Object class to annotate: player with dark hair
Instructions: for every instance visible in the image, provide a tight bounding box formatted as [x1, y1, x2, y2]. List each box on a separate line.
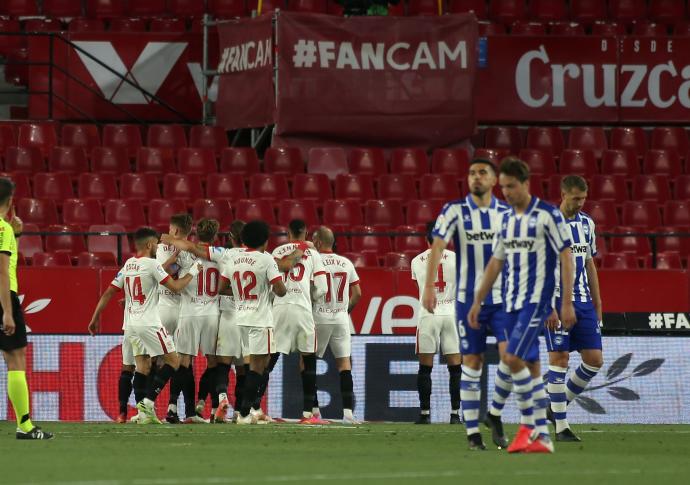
[89, 227, 201, 424]
[0, 177, 53, 439]
[413, 221, 459, 425]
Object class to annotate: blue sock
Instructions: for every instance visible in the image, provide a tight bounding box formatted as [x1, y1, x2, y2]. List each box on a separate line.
[512, 367, 534, 428]
[548, 365, 569, 433]
[532, 377, 550, 439]
[489, 361, 512, 416]
[566, 363, 600, 402]
[460, 366, 481, 435]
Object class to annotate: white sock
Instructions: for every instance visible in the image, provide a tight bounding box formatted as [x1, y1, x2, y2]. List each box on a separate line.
[512, 368, 535, 428]
[312, 407, 321, 416]
[168, 403, 177, 414]
[460, 365, 482, 435]
[143, 397, 155, 408]
[532, 377, 549, 438]
[303, 411, 313, 419]
[219, 392, 228, 403]
[343, 408, 354, 419]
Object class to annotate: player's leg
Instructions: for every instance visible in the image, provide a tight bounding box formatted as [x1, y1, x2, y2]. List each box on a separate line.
[175, 316, 202, 422]
[215, 311, 242, 421]
[486, 307, 514, 419]
[238, 327, 273, 424]
[213, 355, 232, 422]
[566, 303, 603, 404]
[198, 316, 220, 418]
[118, 364, 135, 422]
[439, 316, 461, 425]
[415, 315, 438, 425]
[329, 324, 357, 423]
[233, 358, 246, 422]
[135, 326, 179, 424]
[546, 347, 571, 436]
[160, 306, 182, 422]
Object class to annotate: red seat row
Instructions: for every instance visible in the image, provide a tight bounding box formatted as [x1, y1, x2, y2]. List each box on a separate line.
[598, 251, 686, 269]
[584, 200, 690, 230]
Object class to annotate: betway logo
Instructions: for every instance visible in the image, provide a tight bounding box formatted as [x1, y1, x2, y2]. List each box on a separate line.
[466, 231, 494, 242]
[504, 239, 535, 250]
[74, 42, 218, 104]
[572, 244, 589, 255]
[516, 40, 690, 109]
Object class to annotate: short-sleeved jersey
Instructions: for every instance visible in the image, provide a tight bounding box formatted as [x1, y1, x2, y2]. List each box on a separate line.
[0, 219, 18, 293]
[177, 244, 224, 317]
[271, 243, 326, 312]
[216, 247, 245, 313]
[555, 212, 597, 302]
[221, 249, 282, 328]
[432, 195, 510, 305]
[411, 248, 456, 317]
[110, 256, 170, 327]
[156, 243, 181, 307]
[313, 251, 360, 324]
[492, 197, 573, 312]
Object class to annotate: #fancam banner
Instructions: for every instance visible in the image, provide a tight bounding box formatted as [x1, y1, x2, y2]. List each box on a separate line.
[0, 336, 683, 424]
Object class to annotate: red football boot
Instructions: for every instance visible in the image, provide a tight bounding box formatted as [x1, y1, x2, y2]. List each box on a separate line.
[507, 425, 534, 453]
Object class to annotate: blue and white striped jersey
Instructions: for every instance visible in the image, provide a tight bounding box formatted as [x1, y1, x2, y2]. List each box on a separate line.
[432, 195, 511, 305]
[555, 212, 597, 302]
[492, 197, 573, 312]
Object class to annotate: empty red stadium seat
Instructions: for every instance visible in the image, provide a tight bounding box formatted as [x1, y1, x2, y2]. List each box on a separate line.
[431, 149, 469, 175]
[33, 172, 74, 201]
[648, 251, 683, 270]
[601, 253, 639, 269]
[568, 127, 607, 159]
[420, 174, 461, 201]
[334, 174, 376, 201]
[249, 174, 290, 201]
[350, 225, 392, 254]
[235, 199, 276, 224]
[663, 200, 690, 227]
[289, 0, 328, 13]
[609, 127, 647, 157]
[643, 149, 682, 176]
[68, 17, 106, 32]
[651, 127, 689, 156]
[489, 0, 526, 24]
[148, 199, 187, 229]
[192, 199, 234, 227]
[478, 21, 507, 35]
[448, 0, 487, 17]
[518, 149, 556, 176]
[348, 148, 386, 176]
[377, 174, 418, 200]
[394, 225, 427, 253]
[390, 148, 429, 177]
[609, 0, 647, 23]
[17, 223, 43, 260]
[600, 149, 639, 177]
[674, 175, 690, 199]
[45, 224, 87, 255]
[589, 175, 628, 204]
[622, 201, 662, 228]
[0, 125, 16, 153]
[264, 147, 304, 175]
[33, 251, 73, 267]
[62, 124, 100, 149]
[323, 199, 362, 227]
[308, 147, 348, 181]
[91, 147, 129, 174]
[86, 0, 125, 17]
[632, 175, 671, 202]
[0, 0, 39, 15]
[208, 0, 247, 17]
[127, 0, 165, 16]
[611, 226, 651, 255]
[674, 21, 690, 35]
[77, 251, 118, 267]
[583, 200, 619, 230]
[384, 252, 412, 270]
[102, 124, 142, 157]
[406, 200, 443, 226]
[169, 0, 206, 16]
[220, 147, 260, 174]
[17, 198, 59, 227]
[571, 0, 607, 24]
[511, 21, 547, 35]
[292, 173, 332, 200]
[189, 125, 228, 155]
[178, 148, 217, 174]
[407, 0, 440, 16]
[136, 147, 176, 174]
[484, 126, 522, 154]
[18, 123, 57, 158]
[147, 124, 187, 151]
[63, 198, 105, 226]
[87, 224, 129, 259]
[327, 0, 344, 15]
[0, 19, 22, 57]
[163, 174, 204, 201]
[120, 173, 161, 200]
[49, 146, 89, 174]
[24, 19, 61, 32]
[44, 0, 82, 16]
[530, 0, 566, 21]
[549, 21, 586, 35]
[559, 149, 598, 177]
[591, 21, 627, 35]
[526, 127, 564, 156]
[205, 173, 247, 201]
[277, 199, 319, 226]
[343, 251, 379, 268]
[104, 199, 146, 230]
[632, 20, 668, 36]
[655, 226, 690, 254]
[650, 0, 686, 23]
[4, 147, 45, 173]
[267, 225, 288, 250]
[388, 2, 405, 16]
[0, 172, 31, 199]
[109, 17, 146, 32]
[148, 18, 186, 33]
[364, 200, 404, 228]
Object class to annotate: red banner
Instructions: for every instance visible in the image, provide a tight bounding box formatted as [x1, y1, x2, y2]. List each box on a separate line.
[216, 16, 275, 130]
[274, 12, 478, 149]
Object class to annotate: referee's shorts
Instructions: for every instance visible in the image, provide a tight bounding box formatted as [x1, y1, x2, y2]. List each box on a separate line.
[0, 291, 28, 352]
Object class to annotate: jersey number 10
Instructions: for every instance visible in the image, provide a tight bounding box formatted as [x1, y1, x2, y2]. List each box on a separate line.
[196, 268, 220, 297]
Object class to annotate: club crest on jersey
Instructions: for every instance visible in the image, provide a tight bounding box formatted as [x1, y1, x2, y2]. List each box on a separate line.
[583, 224, 590, 236]
[463, 214, 471, 222]
[528, 215, 538, 228]
[552, 209, 562, 218]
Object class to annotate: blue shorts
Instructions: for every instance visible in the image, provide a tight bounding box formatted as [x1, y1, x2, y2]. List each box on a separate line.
[504, 303, 552, 362]
[456, 302, 511, 355]
[545, 299, 602, 352]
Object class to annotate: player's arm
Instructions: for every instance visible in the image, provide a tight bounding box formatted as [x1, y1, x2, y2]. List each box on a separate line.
[559, 247, 576, 329]
[348, 283, 362, 313]
[218, 276, 233, 296]
[0, 252, 15, 336]
[468, 257, 504, 329]
[88, 286, 119, 336]
[160, 250, 180, 275]
[160, 236, 212, 261]
[585, 258, 603, 323]
[272, 278, 287, 297]
[275, 244, 307, 272]
[162, 263, 201, 293]
[421, 237, 447, 313]
[311, 252, 328, 299]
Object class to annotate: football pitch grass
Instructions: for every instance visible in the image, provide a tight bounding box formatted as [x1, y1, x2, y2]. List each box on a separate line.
[0, 423, 688, 484]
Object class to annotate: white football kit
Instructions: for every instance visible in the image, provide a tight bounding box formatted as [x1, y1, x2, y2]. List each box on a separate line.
[313, 251, 360, 359]
[272, 243, 327, 355]
[411, 249, 460, 355]
[156, 243, 182, 336]
[216, 246, 245, 359]
[111, 256, 176, 358]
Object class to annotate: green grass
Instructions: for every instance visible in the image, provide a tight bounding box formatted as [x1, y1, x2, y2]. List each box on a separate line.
[0, 423, 688, 484]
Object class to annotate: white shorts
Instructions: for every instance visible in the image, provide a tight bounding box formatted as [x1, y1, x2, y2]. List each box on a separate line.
[121, 329, 136, 366]
[416, 315, 460, 355]
[316, 323, 351, 359]
[159, 305, 180, 338]
[240, 326, 275, 356]
[274, 305, 316, 355]
[216, 310, 243, 359]
[127, 325, 176, 358]
[176, 314, 219, 356]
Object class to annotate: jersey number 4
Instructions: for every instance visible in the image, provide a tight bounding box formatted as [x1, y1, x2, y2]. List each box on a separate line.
[232, 271, 258, 300]
[325, 272, 347, 303]
[125, 276, 145, 305]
